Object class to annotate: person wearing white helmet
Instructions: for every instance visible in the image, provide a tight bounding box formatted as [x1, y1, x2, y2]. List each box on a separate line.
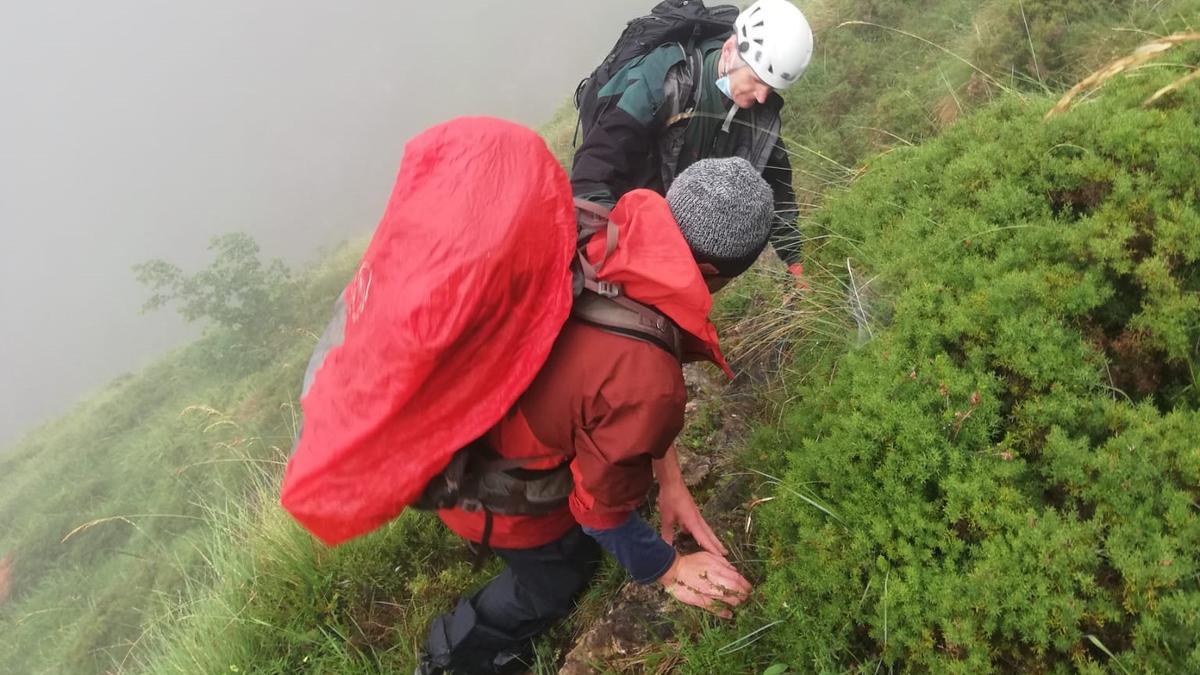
[723, 0, 814, 107]
[572, 0, 814, 279]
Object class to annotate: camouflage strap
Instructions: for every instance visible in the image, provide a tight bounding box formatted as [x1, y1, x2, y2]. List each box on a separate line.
[414, 441, 572, 517]
[574, 197, 619, 265]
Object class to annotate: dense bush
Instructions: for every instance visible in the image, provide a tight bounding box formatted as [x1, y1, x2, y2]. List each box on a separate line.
[686, 50, 1200, 673]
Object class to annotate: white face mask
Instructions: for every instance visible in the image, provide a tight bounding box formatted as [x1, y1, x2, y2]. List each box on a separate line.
[715, 74, 733, 99]
[716, 52, 741, 100]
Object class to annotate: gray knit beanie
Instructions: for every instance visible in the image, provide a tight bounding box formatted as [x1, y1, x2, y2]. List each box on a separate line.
[666, 157, 773, 277]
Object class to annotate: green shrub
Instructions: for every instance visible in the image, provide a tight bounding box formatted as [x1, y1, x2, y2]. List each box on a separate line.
[685, 49, 1200, 673]
[782, 0, 1200, 202]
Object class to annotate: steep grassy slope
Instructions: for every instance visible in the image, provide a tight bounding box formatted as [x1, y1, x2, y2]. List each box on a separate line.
[0, 243, 361, 674]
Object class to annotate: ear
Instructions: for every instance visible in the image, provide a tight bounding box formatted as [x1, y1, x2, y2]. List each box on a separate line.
[719, 36, 737, 68]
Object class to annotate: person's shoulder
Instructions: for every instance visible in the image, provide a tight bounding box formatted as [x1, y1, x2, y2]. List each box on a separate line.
[599, 43, 689, 99]
[640, 42, 690, 70]
[698, 36, 726, 53]
[516, 320, 684, 443]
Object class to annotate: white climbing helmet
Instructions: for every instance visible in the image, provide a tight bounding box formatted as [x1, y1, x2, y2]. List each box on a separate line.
[733, 0, 814, 90]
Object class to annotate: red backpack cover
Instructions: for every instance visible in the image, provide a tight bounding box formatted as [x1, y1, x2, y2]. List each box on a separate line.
[281, 117, 576, 546]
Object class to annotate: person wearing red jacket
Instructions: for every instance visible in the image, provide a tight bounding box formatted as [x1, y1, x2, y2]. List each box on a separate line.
[419, 156, 775, 675]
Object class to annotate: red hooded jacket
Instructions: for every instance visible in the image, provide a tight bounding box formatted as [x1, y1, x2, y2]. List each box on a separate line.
[438, 189, 729, 548]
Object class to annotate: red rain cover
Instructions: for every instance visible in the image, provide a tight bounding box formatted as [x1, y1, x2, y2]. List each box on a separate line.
[281, 117, 576, 545]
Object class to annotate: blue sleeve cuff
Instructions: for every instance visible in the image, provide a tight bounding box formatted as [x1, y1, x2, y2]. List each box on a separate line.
[582, 512, 676, 584]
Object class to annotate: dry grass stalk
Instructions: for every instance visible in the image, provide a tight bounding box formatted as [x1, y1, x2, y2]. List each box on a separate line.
[610, 642, 684, 674]
[934, 94, 963, 128]
[60, 513, 204, 544]
[1046, 32, 1200, 119]
[837, 21, 1019, 98]
[61, 515, 138, 543]
[1144, 66, 1200, 106]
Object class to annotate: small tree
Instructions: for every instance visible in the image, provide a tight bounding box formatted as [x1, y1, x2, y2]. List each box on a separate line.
[135, 233, 299, 362]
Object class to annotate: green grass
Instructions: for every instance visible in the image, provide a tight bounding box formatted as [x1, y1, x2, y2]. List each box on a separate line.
[0, 242, 364, 674]
[779, 0, 1200, 202]
[128, 459, 486, 674]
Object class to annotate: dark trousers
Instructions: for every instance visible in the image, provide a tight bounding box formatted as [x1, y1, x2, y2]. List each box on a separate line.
[423, 526, 602, 674]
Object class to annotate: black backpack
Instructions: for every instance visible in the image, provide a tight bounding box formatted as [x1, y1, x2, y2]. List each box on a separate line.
[573, 0, 739, 139]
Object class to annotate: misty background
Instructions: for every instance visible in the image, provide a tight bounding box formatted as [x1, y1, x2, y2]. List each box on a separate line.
[0, 0, 654, 450]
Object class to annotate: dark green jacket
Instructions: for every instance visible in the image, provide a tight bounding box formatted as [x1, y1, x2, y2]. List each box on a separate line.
[571, 40, 801, 264]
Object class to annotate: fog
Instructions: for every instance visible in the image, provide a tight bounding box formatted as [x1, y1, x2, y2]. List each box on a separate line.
[0, 1, 656, 449]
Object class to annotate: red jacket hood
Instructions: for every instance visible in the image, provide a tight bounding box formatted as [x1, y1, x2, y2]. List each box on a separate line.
[585, 189, 731, 377]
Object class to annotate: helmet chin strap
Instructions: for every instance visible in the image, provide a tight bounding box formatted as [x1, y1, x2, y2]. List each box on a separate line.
[721, 99, 739, 132]
[717, 44, 748, 130]
[717, 50, 741, 131]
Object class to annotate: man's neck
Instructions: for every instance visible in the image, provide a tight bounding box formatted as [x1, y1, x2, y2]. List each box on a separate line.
[702, 49, 734, 112]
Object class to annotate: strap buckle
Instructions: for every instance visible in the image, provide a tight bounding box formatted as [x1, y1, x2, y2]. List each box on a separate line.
[594, 281, 622, 298]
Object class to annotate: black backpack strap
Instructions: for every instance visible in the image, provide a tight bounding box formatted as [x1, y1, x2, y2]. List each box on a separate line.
[473, 508, 494, 571]
[415, 439, 573, 520]
[686, 44, 705, 112]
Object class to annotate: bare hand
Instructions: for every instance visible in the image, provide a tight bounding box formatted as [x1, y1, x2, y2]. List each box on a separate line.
[654, 445, 728, 556]
[658, 552, 752, 618]
[658, 481, 728, 556]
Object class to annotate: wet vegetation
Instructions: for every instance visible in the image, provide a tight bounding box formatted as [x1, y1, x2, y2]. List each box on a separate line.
[685, 47, 1200, 675]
